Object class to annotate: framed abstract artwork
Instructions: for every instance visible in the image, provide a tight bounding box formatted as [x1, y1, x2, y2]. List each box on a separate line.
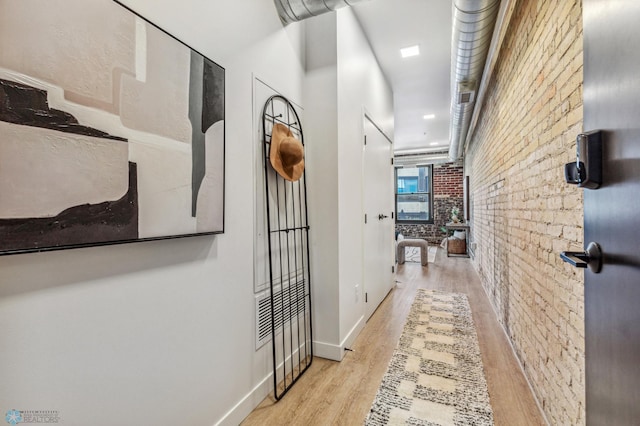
[0, 0, 225, 254]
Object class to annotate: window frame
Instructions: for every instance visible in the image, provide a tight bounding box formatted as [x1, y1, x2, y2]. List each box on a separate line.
[394, 165, 434, 225]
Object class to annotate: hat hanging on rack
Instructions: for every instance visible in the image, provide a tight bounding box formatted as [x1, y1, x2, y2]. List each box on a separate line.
[270, 123, 305, 182]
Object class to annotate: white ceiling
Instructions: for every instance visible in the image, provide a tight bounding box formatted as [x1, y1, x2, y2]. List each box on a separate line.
[351, 0, 453, 155]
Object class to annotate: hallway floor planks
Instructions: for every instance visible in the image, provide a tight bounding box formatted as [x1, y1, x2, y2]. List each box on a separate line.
[241, 249, 547, 426]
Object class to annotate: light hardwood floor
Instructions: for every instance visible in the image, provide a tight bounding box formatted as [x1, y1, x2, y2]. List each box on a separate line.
[241, 249, 547, 426]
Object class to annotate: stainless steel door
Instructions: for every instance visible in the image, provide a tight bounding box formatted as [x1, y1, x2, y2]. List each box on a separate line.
[583, 1, 640, 424]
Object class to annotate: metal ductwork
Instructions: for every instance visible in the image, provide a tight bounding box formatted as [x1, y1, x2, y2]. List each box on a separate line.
[275, 0, 369, 25]
[448, 0, 501, 160]
[394, 151, 452, 167]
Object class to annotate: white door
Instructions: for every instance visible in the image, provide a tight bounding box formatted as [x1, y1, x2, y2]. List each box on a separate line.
[363, 116, 394, 320]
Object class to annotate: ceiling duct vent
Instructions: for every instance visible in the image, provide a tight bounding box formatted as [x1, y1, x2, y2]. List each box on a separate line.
[448, 0, 500, 160]
[457, 81, 476, 104]
[394, 150, 451, 167]
[274, 0, 370, 26]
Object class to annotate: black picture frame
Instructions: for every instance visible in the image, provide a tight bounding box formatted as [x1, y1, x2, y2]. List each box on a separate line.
[464, 175, 470, 221]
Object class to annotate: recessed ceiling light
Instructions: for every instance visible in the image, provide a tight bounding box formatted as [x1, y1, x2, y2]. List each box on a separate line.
[400, 45, 420, 58]
[423, 114, 435, 120]
[429, 142, 439, 146]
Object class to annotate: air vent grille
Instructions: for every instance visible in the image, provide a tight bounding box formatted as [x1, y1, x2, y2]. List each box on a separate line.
[458, 91, 474, 104]
[256, 278, 309, 349]
[457, 81, 476, 104]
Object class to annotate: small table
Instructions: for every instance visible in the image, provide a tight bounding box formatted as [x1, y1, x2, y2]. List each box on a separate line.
[397, 238, 429, 266]
[445, 222, 470, 257]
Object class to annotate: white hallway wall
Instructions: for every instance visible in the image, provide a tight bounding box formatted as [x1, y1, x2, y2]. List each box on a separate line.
[304, 13, 341, 357]
[336, 8, 394, 343]
[305, 8, 394, 360]
[0, 1, 305, 425]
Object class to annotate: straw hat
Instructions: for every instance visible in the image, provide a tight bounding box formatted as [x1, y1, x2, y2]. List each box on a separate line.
[269, 123, 305, 182]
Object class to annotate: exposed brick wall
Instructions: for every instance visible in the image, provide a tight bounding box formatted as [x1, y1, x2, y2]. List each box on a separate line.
[396, 162, 464, 244]
[465, 1, 584, 424]
[434, 163, 464, 198]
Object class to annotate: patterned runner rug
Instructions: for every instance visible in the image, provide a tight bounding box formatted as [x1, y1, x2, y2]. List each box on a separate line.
[365, 289, 494, 425]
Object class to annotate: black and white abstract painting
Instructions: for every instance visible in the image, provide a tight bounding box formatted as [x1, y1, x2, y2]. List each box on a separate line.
[0, 0, 225, 254]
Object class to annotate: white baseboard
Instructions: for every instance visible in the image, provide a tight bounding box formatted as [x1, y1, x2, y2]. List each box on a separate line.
[214, 373, 271, 426]
[313, 340, 343, 360]
[314, 315, 365, 361]
[216, 316, 366, 424]
[342, 314, 365, 354]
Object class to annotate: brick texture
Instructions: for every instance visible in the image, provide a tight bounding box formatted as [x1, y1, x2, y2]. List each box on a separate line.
[465, 0, 585, 424]
[396, 162, 464, 245]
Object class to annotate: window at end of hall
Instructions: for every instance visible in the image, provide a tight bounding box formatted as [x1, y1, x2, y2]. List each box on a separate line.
[395, 165, 433, 224]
